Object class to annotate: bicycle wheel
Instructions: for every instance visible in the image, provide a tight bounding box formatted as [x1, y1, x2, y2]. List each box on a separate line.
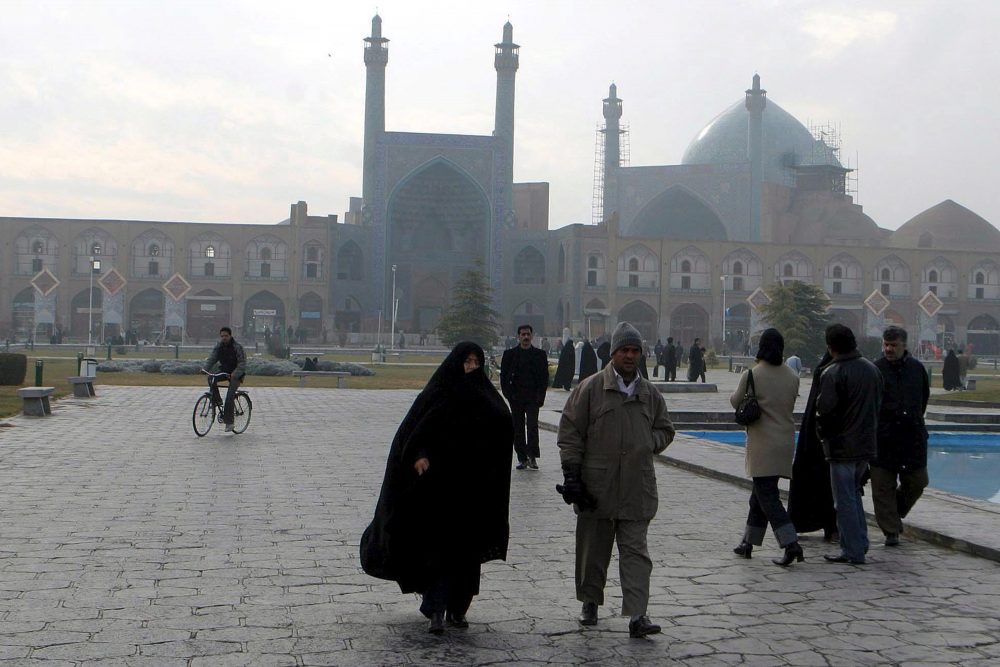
[231, 392, 252, 434]
[192, 394, 216, 437]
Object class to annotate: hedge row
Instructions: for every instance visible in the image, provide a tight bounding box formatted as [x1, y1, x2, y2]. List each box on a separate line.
[96, 358, 374, 377]
[0, 353, 27, 385]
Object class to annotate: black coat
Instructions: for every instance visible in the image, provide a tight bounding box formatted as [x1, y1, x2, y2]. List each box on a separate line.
[553, 339, 575, 389]
[788, 353, 837, 534]
[596, 341, 611, 368]
[942, 351, 961, 390]
[500, 345, 549, 406]
[360, 342, 513, 594]
[579, 341, 598, 381]
[687, 345, 704, 381]
[816, 350, 883, 462]
[874, 352, 929, 471]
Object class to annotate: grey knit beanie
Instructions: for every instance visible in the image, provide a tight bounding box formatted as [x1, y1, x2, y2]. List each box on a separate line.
[610, 321, 643, 354]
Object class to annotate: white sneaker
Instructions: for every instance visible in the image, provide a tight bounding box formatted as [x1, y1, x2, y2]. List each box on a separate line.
[224, 423, 234, 432]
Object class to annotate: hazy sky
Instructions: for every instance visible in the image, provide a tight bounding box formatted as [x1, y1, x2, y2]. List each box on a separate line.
[1, 0, 997, 231]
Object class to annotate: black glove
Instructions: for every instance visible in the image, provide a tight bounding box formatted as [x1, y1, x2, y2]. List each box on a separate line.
[556, 463, 598, 511]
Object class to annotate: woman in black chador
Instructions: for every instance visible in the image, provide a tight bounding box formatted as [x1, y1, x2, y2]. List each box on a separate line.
[360, 342, 513, 634]
[942, 349, 962, 390]
[578, 339, 598, 381]
[552, 338, 575, 390]
[787, 352, 838, 541]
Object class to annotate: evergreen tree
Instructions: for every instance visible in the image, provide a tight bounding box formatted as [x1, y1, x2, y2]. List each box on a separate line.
[435, 261, 500, 349]
[758, 281, 831, 364]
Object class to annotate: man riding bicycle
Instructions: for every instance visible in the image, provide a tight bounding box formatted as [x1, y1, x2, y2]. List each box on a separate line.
[203, 326, 247, 432]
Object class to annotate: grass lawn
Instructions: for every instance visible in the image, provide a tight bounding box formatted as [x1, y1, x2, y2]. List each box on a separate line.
[0, 354, 442, 419]
[932, 377, 1000, 403]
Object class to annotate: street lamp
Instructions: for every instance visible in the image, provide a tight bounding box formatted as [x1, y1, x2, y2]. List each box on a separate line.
[88, 256, 102, 348]
[721, 274, 728, 354]
[390, 264, 397, 352]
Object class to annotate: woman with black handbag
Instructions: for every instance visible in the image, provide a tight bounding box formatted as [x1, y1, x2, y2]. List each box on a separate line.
[730, 328, 804, 567]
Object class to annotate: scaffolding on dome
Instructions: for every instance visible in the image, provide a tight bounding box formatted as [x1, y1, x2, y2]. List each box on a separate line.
[808, 121, 858, 200]
[591, 122, 630, 225]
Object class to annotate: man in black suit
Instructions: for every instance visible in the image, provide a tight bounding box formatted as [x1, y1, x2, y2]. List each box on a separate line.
[501, 324, 550, 470]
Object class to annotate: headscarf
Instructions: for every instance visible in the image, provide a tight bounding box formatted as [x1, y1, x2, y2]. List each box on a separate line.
[756, 328, 785, 366]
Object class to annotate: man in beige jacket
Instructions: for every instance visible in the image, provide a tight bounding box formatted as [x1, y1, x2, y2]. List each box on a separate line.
[557, 321, 675, 638]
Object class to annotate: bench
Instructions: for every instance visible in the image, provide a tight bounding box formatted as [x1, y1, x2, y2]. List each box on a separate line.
[16, 387, 55, 416]
[291, 371, 350, 388]
[732, 363, 745, 373]
[67, 376, 97, 398]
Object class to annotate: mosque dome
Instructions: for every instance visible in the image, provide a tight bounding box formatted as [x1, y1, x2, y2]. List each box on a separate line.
[682, 98, 841, 185]
[889, 200, 1000, 252]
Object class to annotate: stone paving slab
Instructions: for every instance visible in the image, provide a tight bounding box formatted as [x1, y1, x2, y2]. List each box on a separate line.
[0, 386, 998, 665]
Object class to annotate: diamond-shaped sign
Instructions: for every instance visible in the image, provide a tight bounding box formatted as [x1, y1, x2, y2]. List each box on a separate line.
[747, 287, 771, 311]
[30, 268, 60, 297]
[864, 289, 890, 316]
[98, 267, 127, 296]
[918, 290, 944, 318]
[162, 273, 192, 301]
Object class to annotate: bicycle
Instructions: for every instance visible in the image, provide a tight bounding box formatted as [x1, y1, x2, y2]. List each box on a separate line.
[193, 371, 253, 437]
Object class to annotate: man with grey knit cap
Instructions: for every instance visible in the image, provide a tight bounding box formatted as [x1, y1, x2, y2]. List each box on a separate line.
[557, 321, 675, 638]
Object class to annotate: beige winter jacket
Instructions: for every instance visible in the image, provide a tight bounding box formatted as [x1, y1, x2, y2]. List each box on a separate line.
[730, 361, 800, 478]
[558, 363, 675, 520]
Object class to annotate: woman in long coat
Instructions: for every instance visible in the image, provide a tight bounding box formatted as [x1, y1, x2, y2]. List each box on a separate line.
[942, 349, 962, 390]
[552, 338, 575, 389]
[360, 342, 513, 634]
[730, 328, 804, 566]
[787, 352, 838, 541]
[578, 339, 598, 381]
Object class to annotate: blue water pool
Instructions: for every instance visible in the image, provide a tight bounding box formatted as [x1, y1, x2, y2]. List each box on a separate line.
[682, 431, 1000, 504]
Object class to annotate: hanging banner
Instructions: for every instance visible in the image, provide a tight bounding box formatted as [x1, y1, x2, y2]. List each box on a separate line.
[164, 296, 186, 328]
[35, 293, 56, 325]
[103, 290, 124, 325]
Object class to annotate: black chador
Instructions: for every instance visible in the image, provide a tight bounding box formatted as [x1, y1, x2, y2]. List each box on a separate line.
[787, 352, 837, 535]
[578, 340, 598, 381]
[552, 339, 575, 390]
[360, 343, 513, 600]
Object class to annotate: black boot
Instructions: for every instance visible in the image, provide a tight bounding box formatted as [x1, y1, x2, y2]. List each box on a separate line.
[428, 611, 444, 634]
[733, 541, 753, 559]
[773, 542, 805, 567]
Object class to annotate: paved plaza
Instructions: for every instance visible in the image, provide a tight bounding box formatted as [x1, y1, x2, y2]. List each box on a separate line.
[1, 385, 1000, 665]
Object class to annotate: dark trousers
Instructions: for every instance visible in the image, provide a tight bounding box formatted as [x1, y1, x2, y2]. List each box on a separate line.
[510, 400, 540, 463]
[870, 465, 928, 535]
[666, 364, 677, 382]
[743, 476, 797, 547]
[830, 461, 870, 562]
[208, 374, 242, 425]
[419, 562, 480, 617]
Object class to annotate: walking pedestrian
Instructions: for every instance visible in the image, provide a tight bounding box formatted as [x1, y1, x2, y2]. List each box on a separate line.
[871, 326, 929, 547]
[942, 349, 961, 390]
[360, 342, 513, 634]
[556, 322, 675, 638]
[500, 325, 549, 471]
[730, 329, 804, 566]
[816, 324, 883, 565]
[552, 338, 575, 390]
[578, 339, 598, 381]
[787, 351, 839, 542]
[687, 338, 705, 382]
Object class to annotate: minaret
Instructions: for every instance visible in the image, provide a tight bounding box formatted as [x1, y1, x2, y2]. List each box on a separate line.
[494, 21, 519, 213]
[602, 83, 623, 224]
[744, 73, 766, 241]
[362, 14, 389, 217]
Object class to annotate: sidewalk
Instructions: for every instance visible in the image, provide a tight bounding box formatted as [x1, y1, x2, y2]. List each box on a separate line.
[0, 386, 997, 665]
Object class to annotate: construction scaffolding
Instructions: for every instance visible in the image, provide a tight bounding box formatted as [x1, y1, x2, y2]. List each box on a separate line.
[808, 121, 858, 200]
[591, 121, 630, 225]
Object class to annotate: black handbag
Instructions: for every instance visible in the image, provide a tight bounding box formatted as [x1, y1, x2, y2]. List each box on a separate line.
[734, 369, 762, 426]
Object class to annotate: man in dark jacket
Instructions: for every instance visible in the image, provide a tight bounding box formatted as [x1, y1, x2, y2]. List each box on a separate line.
[202, 326, 247, 432]
[687, 339, 705, 382]
[871, 326, 929, 547]
[664, 337, 678, 381]
[501, 324, 549, 470]
[816, 324, 883, 564]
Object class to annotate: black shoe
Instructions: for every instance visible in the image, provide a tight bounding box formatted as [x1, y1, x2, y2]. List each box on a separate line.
[527, 457, 538, 470]
[428, 611, 444, 634]
[445, 611, 468, 628]
[578, 602, 598, 626]
[885, 532, 900, 547]
[824, 554, 865, 565]
[772, 542, 804, 567]
[628, 615, 661, 638]
[733, 541, 753, 559]
[515, 461, 528, 470]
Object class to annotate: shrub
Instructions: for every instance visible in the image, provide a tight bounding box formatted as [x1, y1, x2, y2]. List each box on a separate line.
[142, 360, 162, 373]
[160, 361, 203, 375]
[0, 353, 27, 385]
[316, 360, 375, 377]
[246, 359, 299, 376]
[705, 349, 718, 368]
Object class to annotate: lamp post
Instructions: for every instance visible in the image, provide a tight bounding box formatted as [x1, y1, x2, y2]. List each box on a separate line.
[390, 264, 397, 352]
[721, 274, 728, 354]
[88, 257, 102, 348]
